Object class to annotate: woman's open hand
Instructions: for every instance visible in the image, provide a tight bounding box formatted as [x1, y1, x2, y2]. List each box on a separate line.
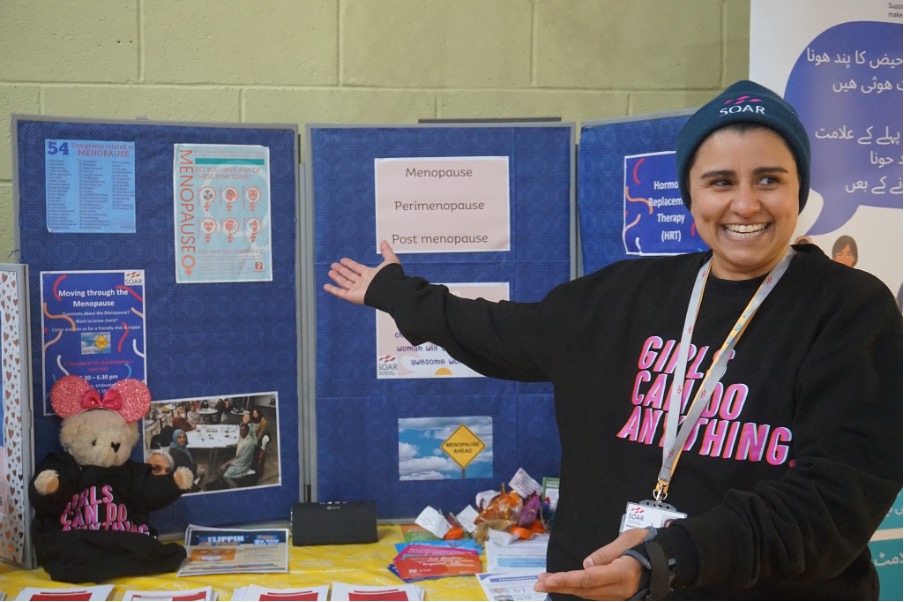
[323, 240, 400, 305]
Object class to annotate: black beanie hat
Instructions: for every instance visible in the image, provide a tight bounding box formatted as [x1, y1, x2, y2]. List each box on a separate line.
[675, 80, 811, 212]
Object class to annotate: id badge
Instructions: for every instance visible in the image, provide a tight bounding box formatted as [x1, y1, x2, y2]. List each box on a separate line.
[619, 499, 687, 532]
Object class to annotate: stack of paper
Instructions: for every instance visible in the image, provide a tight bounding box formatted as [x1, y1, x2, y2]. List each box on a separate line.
[478, 532, 551, 601]
[330, 582, 425, 601]
[178, 524, 289, 577]
[389, 542, 483, 582]
[14, 585, 114, 601]
[232, 584, 328, 600]
[485, 533, 549, 573]
[122, 586, 217, 601]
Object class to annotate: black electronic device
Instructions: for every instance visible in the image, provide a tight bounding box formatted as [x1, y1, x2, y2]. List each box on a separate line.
[291, 500, 378, 546]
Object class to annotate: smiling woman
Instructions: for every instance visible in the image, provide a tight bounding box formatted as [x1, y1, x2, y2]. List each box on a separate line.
[671, 80, 812, 283]
[687, 126, 800, 280]
[323, 80, 902, 601]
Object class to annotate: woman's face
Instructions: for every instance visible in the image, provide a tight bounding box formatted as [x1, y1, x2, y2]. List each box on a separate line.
[176, 433, 188, 446]
[834, 243, 856, 267]
[148, 454, 170, 475]
[688, 127, 799, 280]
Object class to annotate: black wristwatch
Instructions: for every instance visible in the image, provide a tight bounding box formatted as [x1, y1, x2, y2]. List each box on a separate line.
[621, 528, 678, 600]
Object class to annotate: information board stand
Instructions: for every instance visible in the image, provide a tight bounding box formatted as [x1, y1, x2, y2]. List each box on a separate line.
[13, 115, 301, 533]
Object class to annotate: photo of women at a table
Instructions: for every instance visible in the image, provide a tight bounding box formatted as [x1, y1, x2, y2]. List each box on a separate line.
[169, 429, 207, 487]
[171, 404, 195, 432]
[186, 403, 202, 427]
[218, 423, 257, 488]
[143, 393, 281, 494]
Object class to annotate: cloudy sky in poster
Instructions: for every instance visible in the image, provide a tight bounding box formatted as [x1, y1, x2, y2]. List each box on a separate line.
[398, 416, 493, 480]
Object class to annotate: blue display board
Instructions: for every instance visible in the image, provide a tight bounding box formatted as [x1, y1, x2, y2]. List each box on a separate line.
[310, 124, 573, 519]
[577, 111, 695, 275]
[14, 116, 299, 533]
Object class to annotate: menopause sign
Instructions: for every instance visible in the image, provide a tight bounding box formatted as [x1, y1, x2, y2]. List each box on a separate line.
[374, 156, 511, 253]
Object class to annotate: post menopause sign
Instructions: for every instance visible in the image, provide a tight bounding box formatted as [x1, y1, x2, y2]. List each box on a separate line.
[374, 156, 511, 254]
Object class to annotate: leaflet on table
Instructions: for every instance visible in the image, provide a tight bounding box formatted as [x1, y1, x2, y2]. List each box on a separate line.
[14, 585, 114, 601]
[485, 533, 549, 573]
[121, 586, 216, 600]
[178, 524, 289, 576]
[399, 524, 435, 542]
[232, 585, 328, 601]
[393, 552, 483, 582]
[40, 269, 147, 416]
[477, 572, 550, 601]
[375, 282, 509, 379]
[330, 582, 424, 601]
[393, 539, 483, 554]
[390, 541, 484, 582]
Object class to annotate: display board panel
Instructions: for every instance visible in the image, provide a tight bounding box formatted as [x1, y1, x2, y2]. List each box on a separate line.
[13, 115, 300, 533]
[309, 124, 574, 518]
[577, 111, 694, 275]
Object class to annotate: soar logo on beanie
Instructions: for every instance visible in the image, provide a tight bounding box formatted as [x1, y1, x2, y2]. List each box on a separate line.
[720, 95, 765, 116]
[674, 80, 811, 212]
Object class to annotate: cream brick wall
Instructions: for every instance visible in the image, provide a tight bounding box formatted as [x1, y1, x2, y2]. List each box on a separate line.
[0, 0, 750, 261]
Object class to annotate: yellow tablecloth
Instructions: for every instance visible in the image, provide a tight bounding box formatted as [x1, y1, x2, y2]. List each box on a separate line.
[0, 525, 489, 600]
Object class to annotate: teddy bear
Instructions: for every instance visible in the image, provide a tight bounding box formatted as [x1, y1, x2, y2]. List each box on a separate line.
[29, 375, 194, 583]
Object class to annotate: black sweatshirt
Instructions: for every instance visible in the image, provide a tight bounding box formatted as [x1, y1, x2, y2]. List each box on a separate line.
[365, 244, 902, 600]
[29, 452, 188, 582]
